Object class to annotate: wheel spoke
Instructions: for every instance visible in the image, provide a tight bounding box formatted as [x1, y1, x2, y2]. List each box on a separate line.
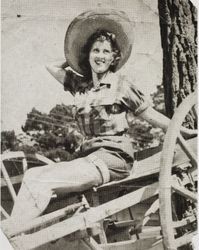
[177, 134, 197, 170]
[171, 183, 197, 202]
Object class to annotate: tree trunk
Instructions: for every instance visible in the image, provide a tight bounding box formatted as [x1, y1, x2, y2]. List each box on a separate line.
[158, 0, 197, 124]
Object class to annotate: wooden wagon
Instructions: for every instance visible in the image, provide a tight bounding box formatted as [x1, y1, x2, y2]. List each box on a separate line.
[1, 92, 197, 250]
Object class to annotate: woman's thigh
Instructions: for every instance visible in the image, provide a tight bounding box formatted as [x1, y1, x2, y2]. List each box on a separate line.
[25, 157, 103, 193]
[90, 148, 131, 181]
[24, 148, 130, 194]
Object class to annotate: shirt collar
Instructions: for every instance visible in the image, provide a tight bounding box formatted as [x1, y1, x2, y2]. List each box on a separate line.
[89, 72, 120, 91]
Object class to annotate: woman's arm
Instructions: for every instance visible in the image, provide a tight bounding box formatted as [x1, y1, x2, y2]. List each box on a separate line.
[138, 107, 170, 132]
[138, 107, 197, 139]
[46, 60, 69, 85]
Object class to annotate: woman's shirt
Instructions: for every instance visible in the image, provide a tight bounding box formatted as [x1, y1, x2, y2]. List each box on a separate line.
[63, 70, 149, 159]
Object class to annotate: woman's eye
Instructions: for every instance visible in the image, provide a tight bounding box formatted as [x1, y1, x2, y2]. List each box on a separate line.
[93, 48, 99, 53]
[104, 49, 110, 54]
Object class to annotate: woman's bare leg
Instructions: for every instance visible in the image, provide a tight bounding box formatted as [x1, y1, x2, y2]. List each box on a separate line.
[10, 157, 103, 223]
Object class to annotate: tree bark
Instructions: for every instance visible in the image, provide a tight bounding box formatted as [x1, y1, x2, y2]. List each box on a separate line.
[158, 0, 197, 122]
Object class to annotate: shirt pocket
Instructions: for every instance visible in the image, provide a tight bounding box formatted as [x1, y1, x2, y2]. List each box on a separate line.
[90, 87, 117, 107]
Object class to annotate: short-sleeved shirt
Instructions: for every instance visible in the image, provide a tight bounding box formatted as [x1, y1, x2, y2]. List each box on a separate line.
[64, 70, 149, 160]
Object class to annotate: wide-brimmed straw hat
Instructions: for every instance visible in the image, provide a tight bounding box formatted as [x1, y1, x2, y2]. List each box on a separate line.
[64, 9, 133, 75]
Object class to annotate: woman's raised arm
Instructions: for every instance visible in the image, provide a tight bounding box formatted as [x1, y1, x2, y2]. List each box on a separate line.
[46, 60, 69, 85]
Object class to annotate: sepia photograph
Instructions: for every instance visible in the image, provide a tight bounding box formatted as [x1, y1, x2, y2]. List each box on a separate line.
[1, 0, 198, 249]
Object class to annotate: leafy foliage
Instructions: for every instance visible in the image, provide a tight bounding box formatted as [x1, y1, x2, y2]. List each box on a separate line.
[127, 84, 165, 150]
[1, 130, 19, 152]
[151, 84, 165, 115]
[20, 104, 83, 161]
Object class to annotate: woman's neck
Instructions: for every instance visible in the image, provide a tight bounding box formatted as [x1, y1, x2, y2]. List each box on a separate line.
[92, 71, 109, 88]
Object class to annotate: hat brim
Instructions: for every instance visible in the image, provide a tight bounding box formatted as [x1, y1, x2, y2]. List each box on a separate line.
[64, 9, 133, 75]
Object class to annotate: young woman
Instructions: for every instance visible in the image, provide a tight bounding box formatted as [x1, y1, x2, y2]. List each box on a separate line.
[9, 9, 195, 223]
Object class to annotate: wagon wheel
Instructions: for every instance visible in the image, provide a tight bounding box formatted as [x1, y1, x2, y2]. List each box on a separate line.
[159, 92, 197, 250]
[1, 151, 54, 216]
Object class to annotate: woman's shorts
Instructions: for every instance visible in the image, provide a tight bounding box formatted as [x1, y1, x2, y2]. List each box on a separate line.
[85, 148, 133, 182]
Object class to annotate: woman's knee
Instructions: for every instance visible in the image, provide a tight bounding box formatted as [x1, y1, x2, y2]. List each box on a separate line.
[22, 167, 53, 196]
[23, 163, 57, 180]
[23, 166, 52, 185]
[23, 167, 42, 180]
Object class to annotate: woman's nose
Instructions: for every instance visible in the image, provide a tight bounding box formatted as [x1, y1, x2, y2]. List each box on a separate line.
[98, 50, 105, 57]
[96, 53, 105, 60]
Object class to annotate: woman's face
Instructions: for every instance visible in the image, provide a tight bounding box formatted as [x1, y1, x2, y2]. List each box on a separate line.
[89, 40, 114, 75]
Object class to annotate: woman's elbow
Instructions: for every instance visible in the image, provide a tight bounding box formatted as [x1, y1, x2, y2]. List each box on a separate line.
[45, 64, 51, 73]
[45, 65, 56, 79]
[46, 65, 66, 85]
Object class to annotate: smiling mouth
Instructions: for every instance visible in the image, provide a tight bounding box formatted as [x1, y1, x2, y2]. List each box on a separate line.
[95, 60, 105, 65]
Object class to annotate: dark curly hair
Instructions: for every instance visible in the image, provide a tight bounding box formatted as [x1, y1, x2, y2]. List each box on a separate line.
[79, 30, 121, 79]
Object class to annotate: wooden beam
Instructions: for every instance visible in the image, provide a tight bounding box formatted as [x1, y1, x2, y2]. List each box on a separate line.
[1, 175, 23, 187]
[100, 237, 163, 250]
[171, 183, 197, 202]
[175, 232, 197, 248]
[172, 215, 196, 229]
[142, 199, 159, 226]
[177, 134, 197, 170]
[3, 202, 84, 237]
[35, 153, 54, 164]
[1, 151, 53, 165]
[81, 238, 104, 250]
[1, 151, 25, 161]
[113, 220, 138, 228]
[1, 162, 17, 202]
[10, 182, 158, 250]
[0, 206, 10, 219]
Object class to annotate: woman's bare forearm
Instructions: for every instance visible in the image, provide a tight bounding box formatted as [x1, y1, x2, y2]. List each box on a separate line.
[139, 107, 197, 139]
[138, 107, 170, 132]
[46, 59, 69, 85]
